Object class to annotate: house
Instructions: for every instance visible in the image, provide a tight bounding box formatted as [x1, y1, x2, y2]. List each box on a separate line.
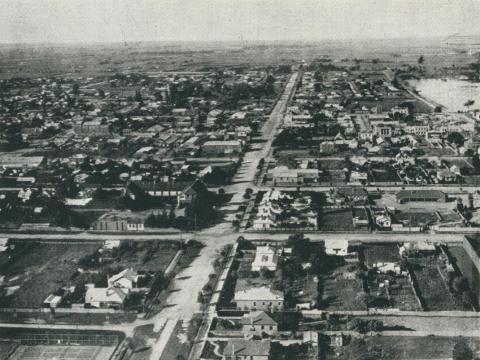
[91, 212, 145, 231]
[0, 154, 45, 169]
[251, 246, 278, 272]
[85, 286, 128, 309]
[240, 311, 278, 336]
[43, 294, 62, 309]
[396, 190, 446, 204]
[108, 268, 141, 289]
[222, 339, 271, 360]
[271, 166, 319, 185]
[202, 140, 242, 155]
[325, 239, 349, 256]
[73, 120, 110, 136]
[234, 286, 284, 311]
[134, 179, 207, 206]
[0, 238, 9, 252]
[319, 141, 336, 154]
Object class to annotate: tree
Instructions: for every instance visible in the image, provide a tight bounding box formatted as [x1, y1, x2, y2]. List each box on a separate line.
[452, 276, 469, 293]
[260, 267, 274, 279]
[286, 233, 311, 261]
[134, 90, 143, 102]
[447, 132, 465, 147]
[418, 55, 425, 65]
[464, 99, 475, 109]
[452, 339, 473, 360]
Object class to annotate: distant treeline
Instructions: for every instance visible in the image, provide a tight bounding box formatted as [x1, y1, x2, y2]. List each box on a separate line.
[129, 50, 216, 55]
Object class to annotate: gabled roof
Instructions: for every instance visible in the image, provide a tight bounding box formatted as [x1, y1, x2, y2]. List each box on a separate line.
[85, 287, 128, 304]
[240, 311, 277, 326]
[108, 268, 138, 285]
[223, 340, 271, 357]
[234, 286, 283, 302]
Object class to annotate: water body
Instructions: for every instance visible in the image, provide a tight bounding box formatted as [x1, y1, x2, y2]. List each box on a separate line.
[409, 78, 480, 112]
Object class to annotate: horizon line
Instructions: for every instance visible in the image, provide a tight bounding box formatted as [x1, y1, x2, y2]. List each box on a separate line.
[0, 34, 479, 47]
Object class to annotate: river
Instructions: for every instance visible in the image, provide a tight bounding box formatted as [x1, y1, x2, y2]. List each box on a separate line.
[409, 78, 480, 112]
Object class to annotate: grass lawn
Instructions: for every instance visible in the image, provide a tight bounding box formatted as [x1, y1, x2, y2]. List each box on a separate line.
[319, 208, 354, 231]
[325, 336, 480, 360]
[0, 242, 101, 308]
[322, 264, 366, 311]
[409, 255, 462, 311]
[0, 240, 183, 309]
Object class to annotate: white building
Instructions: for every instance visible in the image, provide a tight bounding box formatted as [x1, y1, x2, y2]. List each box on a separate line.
[251, 246, 278, 272]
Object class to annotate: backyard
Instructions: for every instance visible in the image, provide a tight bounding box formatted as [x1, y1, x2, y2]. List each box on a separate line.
[318, 208, 355, 231]
[321, 263, 367, 311]
[408, 254, 465, 311]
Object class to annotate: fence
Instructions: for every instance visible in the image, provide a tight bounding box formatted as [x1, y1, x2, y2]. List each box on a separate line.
[302, 309, 480, 318]
[0, 307, 135, 314]
[18, 332, 119, 346]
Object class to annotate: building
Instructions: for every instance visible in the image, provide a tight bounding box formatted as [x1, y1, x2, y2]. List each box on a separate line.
[240, 311, 278, 336]
[251, 246, 278, 272]
[319, 141, 336, 154]
[73, 120, 110, 136]
[91, 212, 145, 232]
[271, 166, 319, 185]
[462, 236, 480, 306]
[396, 190, 446, 204]
[222, 340, 271, 360]
[325, 239, 349, 256]
[108, 268, 141, 289]
[134, 179, 207, 206]
[373, 123, 393, 137]
[85, 286, 128, 309]
[202, 140, 242, 155]
[252, 190, 317, 230]
[0, 154, 45, 169]
[234, 286, 284, 311]
[404, 123, 429, 136]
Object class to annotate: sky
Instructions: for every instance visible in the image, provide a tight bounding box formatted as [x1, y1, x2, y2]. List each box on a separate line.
[0, 0, 479, 44]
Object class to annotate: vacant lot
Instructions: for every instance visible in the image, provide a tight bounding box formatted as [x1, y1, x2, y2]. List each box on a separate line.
[325, 336, 480, 360]
[322, 264, 366, 311]
[409, 255, 463, 311]
[319, 208, 354, 231]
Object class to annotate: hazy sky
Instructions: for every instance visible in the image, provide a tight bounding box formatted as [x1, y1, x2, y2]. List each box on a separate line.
[1, 0, 479, 44]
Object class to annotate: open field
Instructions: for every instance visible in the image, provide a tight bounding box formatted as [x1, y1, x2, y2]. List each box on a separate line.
[0, 240, 181, 308]
[0, 242, 100, 308]
[324, 335, 480, 360]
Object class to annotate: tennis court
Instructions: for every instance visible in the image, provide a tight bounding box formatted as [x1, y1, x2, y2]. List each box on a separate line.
[9, 344, 116, 360]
